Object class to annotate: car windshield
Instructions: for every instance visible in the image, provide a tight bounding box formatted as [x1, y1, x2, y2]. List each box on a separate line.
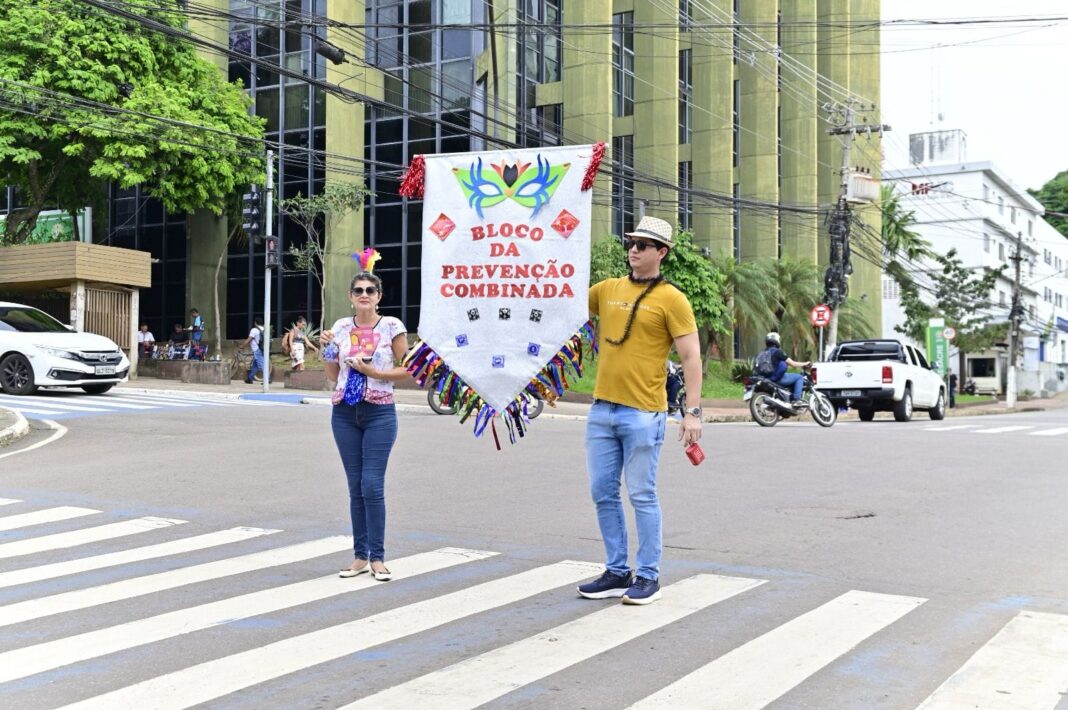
[0, 306, 69, 333]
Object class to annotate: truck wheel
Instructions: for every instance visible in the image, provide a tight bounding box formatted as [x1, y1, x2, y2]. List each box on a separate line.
[858, 407, 875, 422]
[893, 387, 913, 422]
[928, 391, 946, 420]
[749, 393, 780, 427]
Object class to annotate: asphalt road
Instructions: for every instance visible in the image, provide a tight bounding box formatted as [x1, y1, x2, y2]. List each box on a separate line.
[1, 396, 1066, 709]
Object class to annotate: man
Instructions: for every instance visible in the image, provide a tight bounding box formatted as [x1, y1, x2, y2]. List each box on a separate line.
[137, 323, 155, 358]
[168, 323, 189, 359]
[757, 332, 810, 406]
[578, 215, 703, 606]
[242, 317, 265, 384]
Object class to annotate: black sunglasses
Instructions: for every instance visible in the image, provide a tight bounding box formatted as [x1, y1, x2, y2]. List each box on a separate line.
[623, 238, 661, 252]
[350, 286, 379, 296]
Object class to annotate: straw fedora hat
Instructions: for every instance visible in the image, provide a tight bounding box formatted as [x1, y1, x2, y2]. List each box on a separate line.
[625, 215, 675, 248]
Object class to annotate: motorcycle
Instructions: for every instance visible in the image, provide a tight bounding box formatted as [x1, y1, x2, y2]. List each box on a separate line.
[427, 368, 545, 419]
[666, 360, 686, 415]
[744, 368, 836, 428]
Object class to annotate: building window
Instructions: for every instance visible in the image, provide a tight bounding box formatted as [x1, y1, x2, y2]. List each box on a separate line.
[999, 290, 1006, 305]
[612, 135, 634, 237]
[733, 182, 740, 260]
[732, 0, 740, 64]
[998, 196, 1004, 215]
[883, 278, 900, 300]
[1011, 206, 1017, 224]
[732, 79, 740, 167]
[678, 161, 692, 231]
[612, 13, 635, 117]
[678, 50, 692, 145]
[999, 243, 1005, 261]
[983, 232, 990, 253]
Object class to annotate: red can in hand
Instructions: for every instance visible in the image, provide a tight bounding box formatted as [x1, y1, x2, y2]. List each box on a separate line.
[685, 442, 705, 466]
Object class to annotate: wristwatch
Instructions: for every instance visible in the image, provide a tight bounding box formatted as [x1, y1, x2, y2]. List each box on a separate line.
[685, 406, 703, 418]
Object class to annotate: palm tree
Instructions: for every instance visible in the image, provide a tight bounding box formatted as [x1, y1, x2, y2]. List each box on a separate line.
[881, 184, 933, 266]
[769, 257, 821, 359]
[709, 255, 777, 360]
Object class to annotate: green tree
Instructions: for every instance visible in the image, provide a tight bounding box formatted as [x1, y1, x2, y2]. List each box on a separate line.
[281, 182, 371, 333]
[0, 0, 264, 243]
[768, 257, 821, 357]
[1028, 170, 1068, 239]
[709, 255, 776, 360]
[896, 248, 1006, 377]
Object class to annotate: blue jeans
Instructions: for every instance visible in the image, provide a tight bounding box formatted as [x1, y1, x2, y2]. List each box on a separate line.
[331, 401, 397, 562]
[777, 372, 804, 401]
[247, 350, 264, 382]
[585, 401, 666, 581]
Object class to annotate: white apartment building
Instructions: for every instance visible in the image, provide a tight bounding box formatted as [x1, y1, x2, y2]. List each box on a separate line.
[883, 129, 1068, 396]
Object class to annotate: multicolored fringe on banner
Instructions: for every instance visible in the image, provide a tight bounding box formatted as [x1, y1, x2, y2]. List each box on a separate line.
[405, 322, 596, 449]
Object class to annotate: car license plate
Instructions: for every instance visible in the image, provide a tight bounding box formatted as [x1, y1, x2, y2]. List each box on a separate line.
[841, 389, 861, 397]
[95, 366, 116, 375]
[743, 389, 753, 401]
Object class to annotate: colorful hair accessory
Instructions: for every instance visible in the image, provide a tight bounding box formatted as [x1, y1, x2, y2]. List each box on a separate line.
[352, 247, 382, 274]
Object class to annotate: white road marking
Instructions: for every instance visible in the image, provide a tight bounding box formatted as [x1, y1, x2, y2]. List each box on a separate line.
[0, 398, 112, 413]
[0, 506, 99, 532]
[973, 426, 1034, 434]
[1028, 427, 1068, 437]
[0, 535, 351, 627]
[99, 395, 198, 408]
[925, 425, 980, 431]
[106, 393, 232, 407]
[0, 526, 277, 590]
[0, 498, 21, 506]
[61, 559, 599, 710]
[0, 420, 67, 460]
[0, 516, 186, 560]
[0, 547, 496, 685]
[345, 573, 765, 710]
[629, 590, 926, 709]
[916, 611, 1068, 710]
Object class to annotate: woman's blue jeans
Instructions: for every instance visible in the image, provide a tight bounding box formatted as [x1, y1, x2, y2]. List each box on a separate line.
[331, 401, 397, 562]
[585, 401, 666, 581]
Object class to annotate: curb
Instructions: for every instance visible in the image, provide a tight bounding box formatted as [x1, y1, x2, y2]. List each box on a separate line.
[0, 408, 30, 448]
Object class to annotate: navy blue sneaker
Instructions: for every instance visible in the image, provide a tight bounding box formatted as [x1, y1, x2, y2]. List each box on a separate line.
[577, 570, 633, 599]
[622, 576, 661, 605]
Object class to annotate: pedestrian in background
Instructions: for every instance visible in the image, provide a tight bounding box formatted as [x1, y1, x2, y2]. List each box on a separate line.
[578, 216, 704, 606]
[282, 315, 318, 371]
[321, 266, 409, 582]
[137, 323, 155, 359]
[242, 316, 265, 384]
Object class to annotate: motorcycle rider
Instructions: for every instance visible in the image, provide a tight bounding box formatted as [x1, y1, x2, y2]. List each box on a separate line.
[758, 332, 811, 408]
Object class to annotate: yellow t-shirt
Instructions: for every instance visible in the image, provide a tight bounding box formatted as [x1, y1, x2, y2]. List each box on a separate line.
[589, 277, 698, 411]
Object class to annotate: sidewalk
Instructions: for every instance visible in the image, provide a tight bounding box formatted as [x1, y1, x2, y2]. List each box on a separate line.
[113, 376, 1068, 423]
[0, 407, 29, 448]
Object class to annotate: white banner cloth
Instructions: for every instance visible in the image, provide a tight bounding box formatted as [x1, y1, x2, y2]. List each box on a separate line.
[417, 145, 594, 413]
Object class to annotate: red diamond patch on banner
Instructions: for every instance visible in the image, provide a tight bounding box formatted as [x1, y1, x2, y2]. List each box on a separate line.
[429, 213, 456, 240]
[551, 209, 579, 238]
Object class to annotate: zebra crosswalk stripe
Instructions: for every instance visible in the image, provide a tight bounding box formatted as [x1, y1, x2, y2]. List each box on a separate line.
[925, 425, 979, 432]
[973, 426, 1034, 434]
[0, 516, 186, 560]
[343, 573, 766, 710]
[99, 395, 199, 408]
[0, 526, 277, 590]
[0, 506, 99, 532]
[0, 399, 101, 413]
[0, 535, 351, 627]
[0, 547, 496, 685]
[59, 558, 598, 710]
[0, 498, 21, 506]
[1028, 427, 1068, 437]
[628, 590, 926, 709]
[916, 610, 1068, 710]
[107, 393, 233, 407]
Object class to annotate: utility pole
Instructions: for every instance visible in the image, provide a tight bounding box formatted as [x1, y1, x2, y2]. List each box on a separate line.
[263, 149, 274, 393]
[822, 99, 889, 358]
[1006, 230, 1024, 408]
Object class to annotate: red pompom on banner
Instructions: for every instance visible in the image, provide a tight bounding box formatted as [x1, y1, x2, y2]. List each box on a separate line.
[581, 141, 606, 192]
[398, 154, 426, 199]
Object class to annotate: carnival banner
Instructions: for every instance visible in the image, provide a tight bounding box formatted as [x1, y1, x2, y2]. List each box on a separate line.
[402, 144, 601, 429]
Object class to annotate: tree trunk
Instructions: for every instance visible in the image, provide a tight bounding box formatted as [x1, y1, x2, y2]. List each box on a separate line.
[214, 241, 227, 357]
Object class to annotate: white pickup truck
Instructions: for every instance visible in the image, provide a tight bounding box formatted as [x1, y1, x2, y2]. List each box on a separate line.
[812, 339, 947, 422]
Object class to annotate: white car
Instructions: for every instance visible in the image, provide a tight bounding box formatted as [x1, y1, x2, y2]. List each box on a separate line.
[0, 301, 130, 395]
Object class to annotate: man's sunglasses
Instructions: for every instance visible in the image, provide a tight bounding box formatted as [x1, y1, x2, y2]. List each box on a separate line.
[623, 238, 661, 252]
[350, 286, 379, 296]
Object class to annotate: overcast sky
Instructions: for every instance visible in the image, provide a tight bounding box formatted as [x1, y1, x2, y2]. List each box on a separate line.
[879, 1, 1067, 190]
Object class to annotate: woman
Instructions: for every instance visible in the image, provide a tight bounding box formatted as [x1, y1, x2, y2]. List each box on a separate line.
[282, 316, 318, 371]
[322, 271, 409, 581]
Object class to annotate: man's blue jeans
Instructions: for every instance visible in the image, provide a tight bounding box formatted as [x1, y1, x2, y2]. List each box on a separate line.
[331, 401, 397, 562]
[777, 372, 804, 401]
[247, 350, 264, 382]
[585, 401, 666, 581]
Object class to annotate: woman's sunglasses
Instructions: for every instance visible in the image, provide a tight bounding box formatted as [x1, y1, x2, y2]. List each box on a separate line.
[622, 238, 660, 252]
[350, 286, 379, 296]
